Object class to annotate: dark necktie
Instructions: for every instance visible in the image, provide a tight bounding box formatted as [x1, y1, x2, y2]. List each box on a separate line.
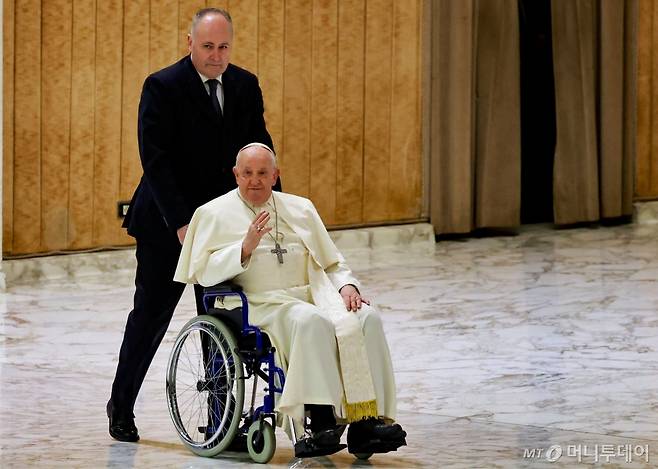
[207, 79, 222, 116]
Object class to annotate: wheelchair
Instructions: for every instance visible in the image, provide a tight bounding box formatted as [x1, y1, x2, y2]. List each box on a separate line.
[165, 283, 286, 463]
[166, 283, 380, 463]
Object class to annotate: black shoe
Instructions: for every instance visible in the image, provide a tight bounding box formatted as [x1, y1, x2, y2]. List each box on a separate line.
[347, 418, 406, 454]
[107, 401, 140, 442]
[294, 428, 347, 458]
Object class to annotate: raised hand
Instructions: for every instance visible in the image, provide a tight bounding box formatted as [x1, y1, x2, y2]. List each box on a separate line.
[241, 211, 272, 263]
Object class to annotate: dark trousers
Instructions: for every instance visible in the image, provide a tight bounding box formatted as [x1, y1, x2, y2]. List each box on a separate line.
[110, 233, 205, 414]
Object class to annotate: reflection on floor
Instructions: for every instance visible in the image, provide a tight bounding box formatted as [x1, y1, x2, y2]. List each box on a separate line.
[2, 222, 658, 468]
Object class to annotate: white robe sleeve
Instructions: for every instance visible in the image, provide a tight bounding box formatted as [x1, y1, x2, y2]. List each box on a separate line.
[325, 253, 360, 292]
[303, 200, 361, 292]
[174, 205, 247, 287]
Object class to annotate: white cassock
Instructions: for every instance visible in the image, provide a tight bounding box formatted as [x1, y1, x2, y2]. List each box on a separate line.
[174, 189, 397, 436]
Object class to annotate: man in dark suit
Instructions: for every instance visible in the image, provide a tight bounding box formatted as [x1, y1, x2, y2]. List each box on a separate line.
[107, 8, 274, 442]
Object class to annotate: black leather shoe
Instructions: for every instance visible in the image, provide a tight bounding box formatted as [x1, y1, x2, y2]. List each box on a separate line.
[347, 418, 406, 454]
[294, 428, 347, 458]
[107, 401, 140, 442]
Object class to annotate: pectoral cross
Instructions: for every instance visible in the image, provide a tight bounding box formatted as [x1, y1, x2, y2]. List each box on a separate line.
[271, 242, 288, 264]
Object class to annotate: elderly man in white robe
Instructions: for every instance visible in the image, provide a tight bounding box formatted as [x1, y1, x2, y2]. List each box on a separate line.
[174, 143, 406, 458]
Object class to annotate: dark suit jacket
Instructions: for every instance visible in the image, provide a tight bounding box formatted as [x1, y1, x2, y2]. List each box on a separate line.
[123, 56, 274, 239]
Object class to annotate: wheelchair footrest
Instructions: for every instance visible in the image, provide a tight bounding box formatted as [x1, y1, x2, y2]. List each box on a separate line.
[198, 425, 220, 435]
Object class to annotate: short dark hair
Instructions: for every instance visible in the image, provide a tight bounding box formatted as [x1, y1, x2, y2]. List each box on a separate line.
[191, 8, 232, 33]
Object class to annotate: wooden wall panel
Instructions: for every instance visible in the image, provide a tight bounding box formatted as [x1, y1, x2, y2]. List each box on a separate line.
[121, 0, 150, 214]
[282, 0, 312, 197]
[178, 0, 205, 56]
[637, 0, 658, 198]
[364, 0, 393, 223]
[3, 0, 425, 256]
[150, 0, 179, 72]
[638, 2, 658, 197]
[390, 0, 422, 220]
[335, 0, 365, 225]
[68, 0, 95, 249]
[229, 0, 259, 73]
[636, 0, 651, 196]
[93, 0, 123, 246]
[258, 0, 284, 157]
[3, 0, 15, 252]
[310, 0, 338, 225]
[41, 0, 72, 251]
[12, 0, 42, 254]
[210, 0, 227, 10]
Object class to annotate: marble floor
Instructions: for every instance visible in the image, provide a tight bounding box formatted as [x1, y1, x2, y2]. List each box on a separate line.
[2, 222, 658, 468]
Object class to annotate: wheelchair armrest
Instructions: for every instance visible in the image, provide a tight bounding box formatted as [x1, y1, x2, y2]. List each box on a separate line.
[201, 282, 251, 331]
[203, 282, 243, 295]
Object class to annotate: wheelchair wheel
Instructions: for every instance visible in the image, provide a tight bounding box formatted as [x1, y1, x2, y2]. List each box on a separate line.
[247, 420, 276, 464]
[166, 315, 245, 457]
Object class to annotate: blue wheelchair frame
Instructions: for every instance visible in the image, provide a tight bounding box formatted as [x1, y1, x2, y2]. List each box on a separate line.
[201, 283, 286, 437]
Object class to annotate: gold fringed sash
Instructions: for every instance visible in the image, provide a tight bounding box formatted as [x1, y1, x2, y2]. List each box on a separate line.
[308, 262, 378, 423]
[344, 399, 378, 422]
